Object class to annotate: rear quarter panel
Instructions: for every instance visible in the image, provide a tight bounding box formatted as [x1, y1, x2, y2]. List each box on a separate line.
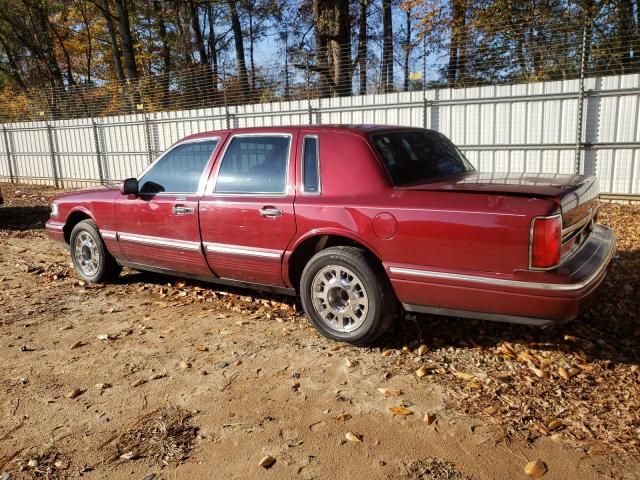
[288, 129, 555, 288]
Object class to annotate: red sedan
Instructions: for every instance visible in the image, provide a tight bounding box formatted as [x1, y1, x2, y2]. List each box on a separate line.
[46, 126, 616, 344]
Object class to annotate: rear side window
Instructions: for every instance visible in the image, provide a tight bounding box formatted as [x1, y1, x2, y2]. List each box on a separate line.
[372, 130, 474, 186]
[302, 136, 320, 194]
[139, 140, 218, 194]
[215, 136, 291, 194]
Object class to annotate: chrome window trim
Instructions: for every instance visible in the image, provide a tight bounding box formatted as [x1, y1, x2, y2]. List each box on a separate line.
[389, 231, 615, 292]
[206, 133, 293, 197]
[528, 213, 563, 271]
[204, 242, 282, 259]
[301, 135, 321, 195]
[118, 232, 202, 251]
[136, 136, 221, 197]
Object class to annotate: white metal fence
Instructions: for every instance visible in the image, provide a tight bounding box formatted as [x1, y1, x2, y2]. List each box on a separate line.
[1, 74, 639, 195]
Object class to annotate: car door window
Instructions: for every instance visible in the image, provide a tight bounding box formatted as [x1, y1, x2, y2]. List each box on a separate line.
[139, 140, 218, 194]
[214, 136, 291, 194]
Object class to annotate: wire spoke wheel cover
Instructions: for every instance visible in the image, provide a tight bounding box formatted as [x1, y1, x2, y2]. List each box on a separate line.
[311, 265, 369, 333]
[74, 231, 100, 277]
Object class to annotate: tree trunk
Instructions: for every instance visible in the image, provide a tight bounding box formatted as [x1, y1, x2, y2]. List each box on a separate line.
[0, 34, 27, 90]
[152, 0, 171, 108]
[27, 2, 65, 88]
[207, 5, 219, 80]
[403, 8, 410, 91]
[382, 0, 393, 93]
[113, 0, 138, 80]
[332, 0, 351, 96]
[100, 0, 125, 82]
[313, 0, 331, 98]
[248, 10, 256, 92]
[448, 0, 465, 85]
[189, 0, 208, 65]
[49, 22, 77, 86]
[228, 0, 250, 102]
[358, 0, 368, 95]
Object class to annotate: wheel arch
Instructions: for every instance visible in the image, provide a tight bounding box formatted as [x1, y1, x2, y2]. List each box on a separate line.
[63, 207, 95, 244]
[285, 230, 385, 292]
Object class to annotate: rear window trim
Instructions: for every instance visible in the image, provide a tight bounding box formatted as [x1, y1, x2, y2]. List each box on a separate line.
[369, 129, 475, 187]
[301, 135, 321, 195]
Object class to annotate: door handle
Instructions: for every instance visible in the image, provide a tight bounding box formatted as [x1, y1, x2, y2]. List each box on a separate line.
[259, 207, 283, 218]
[172, 205, 195, 215]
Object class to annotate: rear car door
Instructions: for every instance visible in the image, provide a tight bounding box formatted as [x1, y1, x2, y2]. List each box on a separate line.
[114, 137, 221, 278]
[199, 132, 298, 286]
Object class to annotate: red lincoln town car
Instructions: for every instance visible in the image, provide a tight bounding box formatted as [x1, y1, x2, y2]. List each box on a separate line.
[46, 125, 616, 344]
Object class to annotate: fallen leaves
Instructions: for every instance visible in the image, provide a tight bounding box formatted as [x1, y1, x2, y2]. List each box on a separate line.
[345, 431, 362, 443]
[377, 387, 402, 397]
[389, 406, 413, 416]
[524, 460, 547, 478]
[66, 388, 83, 399]
[258, 455, 276, 469]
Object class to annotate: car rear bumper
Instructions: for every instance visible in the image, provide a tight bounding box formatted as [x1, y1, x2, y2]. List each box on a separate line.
[388, 224, 616, 325]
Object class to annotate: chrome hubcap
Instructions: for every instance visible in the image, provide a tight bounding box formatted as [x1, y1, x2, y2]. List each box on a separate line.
[311, 265, 369, 333]
[74, 231, 100, 276]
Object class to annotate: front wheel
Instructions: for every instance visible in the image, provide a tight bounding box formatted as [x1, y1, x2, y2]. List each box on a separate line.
[299, 246, 397, 345]
[69, 220, 121, 283]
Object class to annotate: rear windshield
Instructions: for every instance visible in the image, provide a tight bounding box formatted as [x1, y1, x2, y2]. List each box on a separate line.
[371, 130, 474, 186]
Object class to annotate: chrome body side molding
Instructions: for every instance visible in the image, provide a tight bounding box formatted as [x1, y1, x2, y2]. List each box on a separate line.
[204, 242, 282, 259]
[118, 232, 202, 251]
[100, 230, 117, 240]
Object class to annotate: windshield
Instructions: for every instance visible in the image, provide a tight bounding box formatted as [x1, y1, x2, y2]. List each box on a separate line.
[371, 130, 474, 186]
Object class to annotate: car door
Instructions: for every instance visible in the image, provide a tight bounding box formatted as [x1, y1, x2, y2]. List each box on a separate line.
[199, 132, 298, 286]
[114, 137, 221, 278]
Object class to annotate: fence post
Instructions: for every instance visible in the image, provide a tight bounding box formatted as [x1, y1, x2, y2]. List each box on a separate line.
[92, 120, 105, 185]
[143, 113, 154, 165]
[2, 125, 15, 183]
[575, 18, 589, 174]
[46, 123, 60, 188]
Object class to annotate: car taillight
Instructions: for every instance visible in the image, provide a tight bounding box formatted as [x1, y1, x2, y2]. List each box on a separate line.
[530, 215, 562, 269]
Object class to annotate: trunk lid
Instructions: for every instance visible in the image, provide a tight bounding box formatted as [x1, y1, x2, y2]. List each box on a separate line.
[399, 171, 601, 255]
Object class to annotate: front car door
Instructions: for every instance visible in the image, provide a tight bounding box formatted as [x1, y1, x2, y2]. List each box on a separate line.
[114, 136, 221, 278]
[199, 132, 298, 286]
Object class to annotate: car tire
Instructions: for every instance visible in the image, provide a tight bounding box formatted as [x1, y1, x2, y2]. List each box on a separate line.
[69, 220, 122, 283]
[300, 246, 397, 345]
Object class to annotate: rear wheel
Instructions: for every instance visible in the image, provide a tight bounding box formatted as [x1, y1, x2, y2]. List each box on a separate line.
[300, 246, 397, 345]
[69, 220, 121, 283]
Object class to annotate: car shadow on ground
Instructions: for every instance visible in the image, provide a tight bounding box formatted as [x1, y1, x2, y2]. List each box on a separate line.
[0, 206, 50, 231]
[115, 249, 640, 368]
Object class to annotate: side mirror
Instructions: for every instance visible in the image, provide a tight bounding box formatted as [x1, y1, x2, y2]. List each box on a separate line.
[120, 178, 139, 196]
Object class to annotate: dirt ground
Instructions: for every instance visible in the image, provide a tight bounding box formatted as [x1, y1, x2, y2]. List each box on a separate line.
[0, 183, 639, 480]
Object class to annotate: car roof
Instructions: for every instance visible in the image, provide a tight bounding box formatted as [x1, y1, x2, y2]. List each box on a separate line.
[181, 124, 427, 142]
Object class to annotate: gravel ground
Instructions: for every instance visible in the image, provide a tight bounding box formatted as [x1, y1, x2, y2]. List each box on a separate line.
[0, 182, 638, 480]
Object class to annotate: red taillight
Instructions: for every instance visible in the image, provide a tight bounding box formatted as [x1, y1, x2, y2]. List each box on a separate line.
[530, 215, 562, 269]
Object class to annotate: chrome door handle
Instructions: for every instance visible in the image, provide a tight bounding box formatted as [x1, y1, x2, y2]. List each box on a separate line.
[172, 205, 195, 215]
[259, 207, 283, 218]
